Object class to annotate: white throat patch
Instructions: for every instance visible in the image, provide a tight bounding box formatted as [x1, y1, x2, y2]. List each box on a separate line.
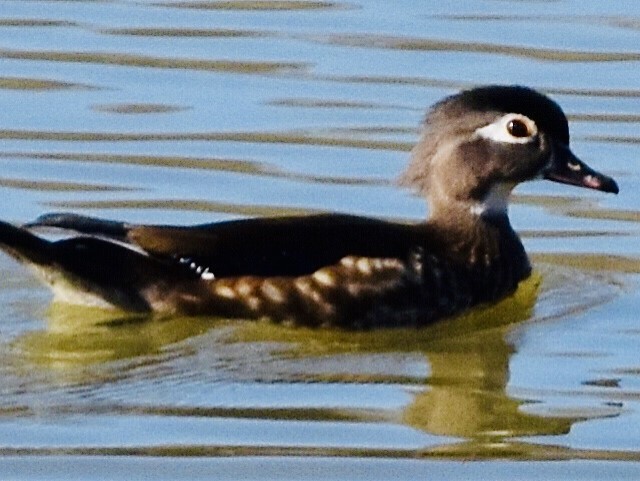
[469, 182, 515, 216]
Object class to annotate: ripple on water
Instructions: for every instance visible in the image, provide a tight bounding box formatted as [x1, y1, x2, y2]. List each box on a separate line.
[0, 49, 307, 73]
[153, 1, 346, 11]
[100, 27, 274, 38]
[92, 103, 190, 115]
[312, 34, 640, 62]
[0, 76, 96, 91]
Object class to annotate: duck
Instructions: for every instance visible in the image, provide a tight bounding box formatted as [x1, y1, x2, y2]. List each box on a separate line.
[0, 85, 618, 328]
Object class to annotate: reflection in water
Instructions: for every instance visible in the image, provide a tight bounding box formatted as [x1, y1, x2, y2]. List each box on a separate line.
[15, 306, 213, 368]
[1, 257, 625, 459]
[222, 272, 589, 446]
[404, 306, 576, 444]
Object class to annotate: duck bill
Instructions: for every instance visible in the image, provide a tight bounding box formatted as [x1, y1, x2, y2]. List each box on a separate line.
[543, 144, 619, 194]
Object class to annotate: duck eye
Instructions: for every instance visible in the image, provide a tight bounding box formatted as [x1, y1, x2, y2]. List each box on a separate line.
[507, 119, 531, 138]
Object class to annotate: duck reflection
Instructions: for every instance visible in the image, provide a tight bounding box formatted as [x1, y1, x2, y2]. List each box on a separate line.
[402, 299, 575, 441]
[230, 271, 582, 442]
[12, 305, 215, 368]
[11, 270, 581, 443]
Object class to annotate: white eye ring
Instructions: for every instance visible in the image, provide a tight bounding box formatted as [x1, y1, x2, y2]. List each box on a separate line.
[475, 113, 538, 144]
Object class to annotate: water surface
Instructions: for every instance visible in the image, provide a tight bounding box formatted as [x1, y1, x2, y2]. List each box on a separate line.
[1, 1, 640, 479]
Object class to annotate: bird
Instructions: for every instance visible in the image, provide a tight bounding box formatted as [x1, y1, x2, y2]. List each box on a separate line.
[0, 85, 618, 328]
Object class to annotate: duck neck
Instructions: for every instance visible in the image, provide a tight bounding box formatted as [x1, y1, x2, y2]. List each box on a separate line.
[428, 182, 515, 220]
[427, 198, 528, 275]
[428, 200, 515, 243]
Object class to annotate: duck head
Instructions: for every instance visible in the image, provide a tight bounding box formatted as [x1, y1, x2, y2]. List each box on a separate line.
[401, 85, 618, 219]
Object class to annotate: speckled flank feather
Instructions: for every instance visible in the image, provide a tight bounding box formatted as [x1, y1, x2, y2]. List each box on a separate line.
[200, 255, 419, 327]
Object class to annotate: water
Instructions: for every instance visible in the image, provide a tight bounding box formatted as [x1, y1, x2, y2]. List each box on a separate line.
[1, 0, 640, 478]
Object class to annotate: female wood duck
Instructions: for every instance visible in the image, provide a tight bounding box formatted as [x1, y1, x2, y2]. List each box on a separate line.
[0, 85, 618, 328]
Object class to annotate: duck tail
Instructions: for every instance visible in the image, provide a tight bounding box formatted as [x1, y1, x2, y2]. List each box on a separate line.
[0, 220, 54, 267]
[0, 221, 178, 312]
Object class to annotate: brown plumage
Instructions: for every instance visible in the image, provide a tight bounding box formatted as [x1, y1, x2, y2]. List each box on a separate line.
[0, 85, 618, 327]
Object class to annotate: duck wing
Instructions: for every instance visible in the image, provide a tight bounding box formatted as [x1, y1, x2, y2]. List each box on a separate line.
[29, 212, 426, 279]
